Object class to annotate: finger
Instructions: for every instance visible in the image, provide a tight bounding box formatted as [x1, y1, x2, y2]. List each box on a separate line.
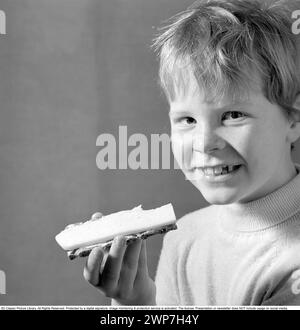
[134, 240, 149, 286]
[83, 246, 105, 286]
[117, 238, 142, 293]
[137, 240, 148, 274]
[100, 236, 126, 293]
[90, 212, 103, 221]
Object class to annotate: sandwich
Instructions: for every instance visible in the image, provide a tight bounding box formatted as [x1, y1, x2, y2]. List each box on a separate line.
[55, 203, 177, 260]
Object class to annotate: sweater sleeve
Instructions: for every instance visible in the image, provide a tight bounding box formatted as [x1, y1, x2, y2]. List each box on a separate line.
[154, 232, 180, 306]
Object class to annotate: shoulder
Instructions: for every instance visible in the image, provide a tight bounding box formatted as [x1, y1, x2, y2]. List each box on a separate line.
[161, 204, 218, 249]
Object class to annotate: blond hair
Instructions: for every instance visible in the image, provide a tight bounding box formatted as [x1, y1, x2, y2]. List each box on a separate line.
[153, 0, 300, 115]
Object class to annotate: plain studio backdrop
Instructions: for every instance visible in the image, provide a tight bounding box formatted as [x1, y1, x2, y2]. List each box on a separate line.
[0, 0, 299, 305]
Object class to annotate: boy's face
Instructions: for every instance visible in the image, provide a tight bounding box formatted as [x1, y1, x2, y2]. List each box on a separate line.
[169, 78, 297, 205]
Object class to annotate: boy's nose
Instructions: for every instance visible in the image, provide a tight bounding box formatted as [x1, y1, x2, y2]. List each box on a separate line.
[192, 129, 225, 154]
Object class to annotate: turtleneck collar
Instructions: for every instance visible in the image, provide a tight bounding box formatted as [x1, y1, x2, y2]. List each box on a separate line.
[216, 163, 300, 233]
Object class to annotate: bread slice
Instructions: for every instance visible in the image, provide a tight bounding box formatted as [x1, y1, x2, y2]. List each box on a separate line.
[55, 203, 177, 260]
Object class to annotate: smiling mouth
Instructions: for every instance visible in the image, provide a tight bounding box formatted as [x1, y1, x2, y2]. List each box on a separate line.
[193, 165, 242, 177]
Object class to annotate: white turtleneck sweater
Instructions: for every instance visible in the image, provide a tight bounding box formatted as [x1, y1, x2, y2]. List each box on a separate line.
[155, 164, 300, 306]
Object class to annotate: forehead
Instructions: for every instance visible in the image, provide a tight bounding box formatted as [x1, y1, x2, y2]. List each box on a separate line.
[169, 78, 252, 113]
[170, 68, 260, 105]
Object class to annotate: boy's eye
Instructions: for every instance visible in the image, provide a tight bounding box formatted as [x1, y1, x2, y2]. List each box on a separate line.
[174, 117, 196, 126]
[222, 111, 246, 121]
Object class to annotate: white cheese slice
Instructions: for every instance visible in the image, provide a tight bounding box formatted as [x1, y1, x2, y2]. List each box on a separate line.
[55, 203, 176, 251]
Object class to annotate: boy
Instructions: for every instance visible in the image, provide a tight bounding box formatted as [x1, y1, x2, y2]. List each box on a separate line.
[84, 0, 300, 305]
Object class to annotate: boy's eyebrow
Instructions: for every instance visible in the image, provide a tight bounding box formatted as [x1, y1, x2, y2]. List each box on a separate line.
[169, 101, 251, 116]
[168, 110, 192, 117]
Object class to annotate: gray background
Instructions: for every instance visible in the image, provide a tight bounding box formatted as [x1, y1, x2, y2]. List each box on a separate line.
[0, 0, 299, 305]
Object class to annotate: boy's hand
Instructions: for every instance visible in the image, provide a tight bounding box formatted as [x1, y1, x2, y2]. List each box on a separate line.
[83, 232, 156, 306]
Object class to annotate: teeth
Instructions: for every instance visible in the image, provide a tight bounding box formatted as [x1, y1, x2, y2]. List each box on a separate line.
[203, 167, 215, 176]
[213, 167, 223, 175]
[201, 165, 239, 177]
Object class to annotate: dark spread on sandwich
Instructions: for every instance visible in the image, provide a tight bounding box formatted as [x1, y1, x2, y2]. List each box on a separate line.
[67, 224, 177, 260]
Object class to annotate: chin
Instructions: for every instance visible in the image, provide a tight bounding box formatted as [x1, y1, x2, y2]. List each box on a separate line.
[193, 184, 241, 205]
